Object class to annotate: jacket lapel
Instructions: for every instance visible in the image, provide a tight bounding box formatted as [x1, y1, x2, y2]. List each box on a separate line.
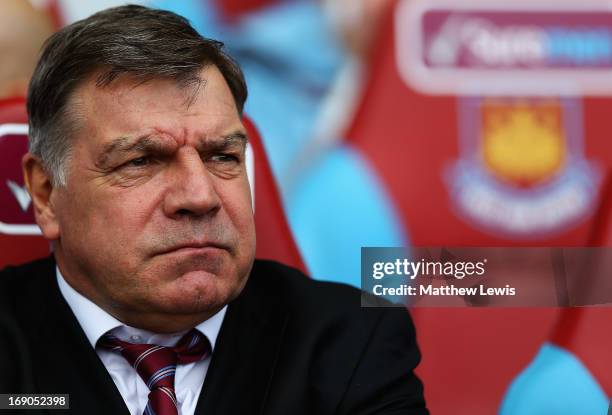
[26, 257, 130, 415]
[194, 269, 289, 415]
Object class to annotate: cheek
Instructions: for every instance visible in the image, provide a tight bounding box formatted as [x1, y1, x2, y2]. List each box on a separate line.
[94, 198, 144, 232]
[61, 187, 157, 252]
[219, 180, 255, 239]
[226, 181, 254, 231]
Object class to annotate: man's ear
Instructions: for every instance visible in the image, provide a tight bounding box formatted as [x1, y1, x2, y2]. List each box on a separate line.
[22, 153, 60, 240]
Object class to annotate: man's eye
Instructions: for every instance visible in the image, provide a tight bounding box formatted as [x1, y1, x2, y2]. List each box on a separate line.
[126, 156, 150, 167]
[210, 154, 239, 163]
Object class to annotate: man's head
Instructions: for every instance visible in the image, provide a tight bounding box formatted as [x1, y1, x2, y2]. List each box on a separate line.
[23, 5, 256, 332]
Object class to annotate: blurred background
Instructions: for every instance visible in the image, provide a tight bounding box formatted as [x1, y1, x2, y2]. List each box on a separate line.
[2, 0, 612, 413]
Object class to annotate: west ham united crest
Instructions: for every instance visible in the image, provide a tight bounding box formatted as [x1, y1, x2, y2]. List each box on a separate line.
[448, 97, 599, 237]
[395, 0, 609, 238]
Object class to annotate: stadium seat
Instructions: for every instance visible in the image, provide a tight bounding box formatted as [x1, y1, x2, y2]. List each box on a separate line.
[244, 116, 307, 272]
[0, 97, 50, 266]
[334, 0, 612, 412]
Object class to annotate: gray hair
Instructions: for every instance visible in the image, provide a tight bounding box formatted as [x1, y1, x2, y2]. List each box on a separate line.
[27, 4, 247, 186]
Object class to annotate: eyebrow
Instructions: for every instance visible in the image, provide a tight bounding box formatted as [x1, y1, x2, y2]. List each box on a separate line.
[95, 135, 158, 168]
[200, 132, 248, 152]
[101, 135, 157, 156]
[95, 131, 249, 168]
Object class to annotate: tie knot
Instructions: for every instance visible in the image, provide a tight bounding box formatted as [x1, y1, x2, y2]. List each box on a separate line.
[98, 328, 211, 391]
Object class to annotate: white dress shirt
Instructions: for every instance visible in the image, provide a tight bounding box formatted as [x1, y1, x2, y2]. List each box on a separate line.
[56, 268, 227, 415]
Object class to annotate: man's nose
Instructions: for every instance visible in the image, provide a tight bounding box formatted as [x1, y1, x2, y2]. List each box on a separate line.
[163, 150, 221, 219]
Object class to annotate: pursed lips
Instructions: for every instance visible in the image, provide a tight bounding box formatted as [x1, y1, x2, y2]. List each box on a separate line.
[155, 241, 231, 256]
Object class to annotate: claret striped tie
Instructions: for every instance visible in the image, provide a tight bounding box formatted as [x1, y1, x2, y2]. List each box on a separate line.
[98, 329, 211, 415]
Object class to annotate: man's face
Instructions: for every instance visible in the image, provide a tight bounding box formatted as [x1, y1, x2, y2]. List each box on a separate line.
[49, 66, 255, 330]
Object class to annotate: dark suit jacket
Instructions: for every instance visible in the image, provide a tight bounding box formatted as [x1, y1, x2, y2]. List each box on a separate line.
[0, 257, 427, 414]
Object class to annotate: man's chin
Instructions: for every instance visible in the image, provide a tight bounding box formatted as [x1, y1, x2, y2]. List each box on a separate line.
[134, 251, 252, 316]
[153, 270, 245, 314]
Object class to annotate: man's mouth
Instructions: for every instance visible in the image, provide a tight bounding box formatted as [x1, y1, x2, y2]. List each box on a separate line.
[155, 242, 231, 256]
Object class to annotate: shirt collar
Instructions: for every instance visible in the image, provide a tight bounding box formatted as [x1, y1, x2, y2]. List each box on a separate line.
[56, 266, 227, 349]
